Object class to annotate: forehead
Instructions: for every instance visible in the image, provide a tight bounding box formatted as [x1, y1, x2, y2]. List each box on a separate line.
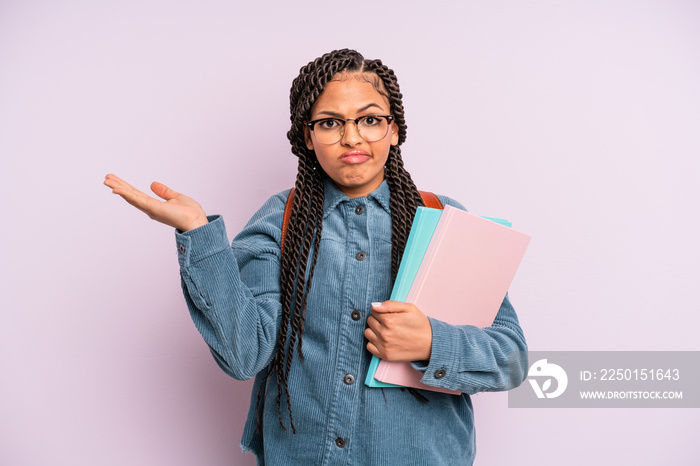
[311, 73, 391, 116]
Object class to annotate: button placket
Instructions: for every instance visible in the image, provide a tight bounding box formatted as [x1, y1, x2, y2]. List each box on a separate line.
[325, 199, 368, 463]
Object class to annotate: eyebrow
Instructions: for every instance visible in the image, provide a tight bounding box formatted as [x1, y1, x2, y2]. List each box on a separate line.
[314, 103, 386, 118]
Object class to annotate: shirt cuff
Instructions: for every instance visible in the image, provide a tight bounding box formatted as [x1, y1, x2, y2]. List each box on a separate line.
[175, 215, 229, 267]
[415, 317, 475, 390]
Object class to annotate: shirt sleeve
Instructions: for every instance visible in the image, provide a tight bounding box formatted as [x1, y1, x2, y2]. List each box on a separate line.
[408, 194, 529, 394]
[411, 293, 528, 394]
[175, 191, 288, 381]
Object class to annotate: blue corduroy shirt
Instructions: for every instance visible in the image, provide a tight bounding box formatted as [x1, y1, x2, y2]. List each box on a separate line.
[176, 179, 527, 465]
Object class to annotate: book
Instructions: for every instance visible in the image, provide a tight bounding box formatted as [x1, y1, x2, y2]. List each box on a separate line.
[363, 207, 514, 389]
[369, 205, 530, 393]
[364, 207, 514, 389]
[364, 207, 444, 389]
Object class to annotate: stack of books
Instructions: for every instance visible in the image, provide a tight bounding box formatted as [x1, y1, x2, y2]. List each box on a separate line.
[364, 205, 531, 394]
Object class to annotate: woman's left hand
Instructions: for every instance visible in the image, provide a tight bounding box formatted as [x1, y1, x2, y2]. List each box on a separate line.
[364, 301, 433, 362]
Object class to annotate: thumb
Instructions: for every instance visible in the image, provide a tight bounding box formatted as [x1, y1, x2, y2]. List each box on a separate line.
[150, 181, 179, 201]
[371, 300, 405, 313]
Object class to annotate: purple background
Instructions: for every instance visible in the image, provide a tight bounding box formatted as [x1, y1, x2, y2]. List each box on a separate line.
[1, 1, 698, 464]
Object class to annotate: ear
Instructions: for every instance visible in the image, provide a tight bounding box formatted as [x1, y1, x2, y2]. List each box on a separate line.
[390, 121, 399, 146]
[304, 126, 315, 151]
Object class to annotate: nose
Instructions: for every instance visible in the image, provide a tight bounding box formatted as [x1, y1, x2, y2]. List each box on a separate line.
[340, 120, 363, 146]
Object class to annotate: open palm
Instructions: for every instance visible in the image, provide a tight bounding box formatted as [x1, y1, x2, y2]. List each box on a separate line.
[104, 174, 208, 232]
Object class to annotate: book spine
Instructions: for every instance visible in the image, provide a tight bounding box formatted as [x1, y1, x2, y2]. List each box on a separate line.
[406, 206, 455, 303]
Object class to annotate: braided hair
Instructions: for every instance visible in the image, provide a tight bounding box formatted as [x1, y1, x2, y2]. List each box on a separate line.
[257, 49, 424, 433]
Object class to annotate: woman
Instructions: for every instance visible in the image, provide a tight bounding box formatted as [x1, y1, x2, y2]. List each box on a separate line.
[105, 48, 527, 465]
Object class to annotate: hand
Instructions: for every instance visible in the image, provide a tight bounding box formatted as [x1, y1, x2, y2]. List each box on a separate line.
[364, 301, 433, 362]
[103, 174, 209, 232]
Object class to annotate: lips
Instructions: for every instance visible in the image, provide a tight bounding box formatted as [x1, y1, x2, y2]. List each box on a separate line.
[340, 151, 371, 164]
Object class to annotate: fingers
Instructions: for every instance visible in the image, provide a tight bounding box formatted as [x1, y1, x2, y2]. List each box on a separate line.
[104, 174, 145, 200]
[365, 315, 381, 340]
[365, 313, 393, 359]
[366, 341, 381, 357]
[366, 314, 380, 331]
[105, 174, 150, 202]
[104, 174, 165, 220]
[364, 318, 383, 357]
[104, 174, 208, 231]
[105, 174, 172, 201]
[103, 173, 130, 194]
[365, 302, 433, 361]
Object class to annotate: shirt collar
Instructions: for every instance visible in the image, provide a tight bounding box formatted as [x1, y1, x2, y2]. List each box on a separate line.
[322, 177, 392, 218]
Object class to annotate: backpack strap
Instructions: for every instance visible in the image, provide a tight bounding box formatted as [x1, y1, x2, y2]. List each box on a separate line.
[280, 188, 296, 257]
[418, 190, 443, 210]
[280, 188, 444, 256]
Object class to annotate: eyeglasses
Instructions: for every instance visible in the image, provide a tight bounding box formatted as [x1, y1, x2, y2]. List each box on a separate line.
[306, 114, 394, 145]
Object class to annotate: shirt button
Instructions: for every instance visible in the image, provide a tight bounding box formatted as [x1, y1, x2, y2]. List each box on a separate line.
[435, 369, 446, 379]
[351, 310, 362, 321]
[344, 374, 355, 385]
[178, 243, 186, 254]
[335, 437, 346, 448]
[355, 205, 365, 215]
[356, 251, 366, 261]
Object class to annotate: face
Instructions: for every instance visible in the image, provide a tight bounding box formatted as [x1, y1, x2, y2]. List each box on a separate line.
[304, 73, 399, 198]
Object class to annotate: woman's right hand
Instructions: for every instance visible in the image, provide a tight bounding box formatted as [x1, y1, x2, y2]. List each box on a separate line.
[104, 174, 209, 232]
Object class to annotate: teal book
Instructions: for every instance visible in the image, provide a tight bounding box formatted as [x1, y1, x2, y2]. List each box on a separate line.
[364, 208, 512, 389]
[364, 207, 443, 388]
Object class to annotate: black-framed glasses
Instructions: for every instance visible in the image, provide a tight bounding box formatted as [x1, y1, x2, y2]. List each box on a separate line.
[306, 114, 394, 145]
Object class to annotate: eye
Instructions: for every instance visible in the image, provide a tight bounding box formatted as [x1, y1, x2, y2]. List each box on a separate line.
[317, 119, 341, 130]
[359, 115, 381, 127]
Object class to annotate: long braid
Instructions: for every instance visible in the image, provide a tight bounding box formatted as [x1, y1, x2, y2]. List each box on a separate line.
[363, 58, 424, 279]
[385, 146, 424, 279]
[259, 154, 323, 434]
[256, 49, 425, 433]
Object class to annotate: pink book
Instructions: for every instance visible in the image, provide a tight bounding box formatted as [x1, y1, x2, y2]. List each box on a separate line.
[374, 205, 531, 394]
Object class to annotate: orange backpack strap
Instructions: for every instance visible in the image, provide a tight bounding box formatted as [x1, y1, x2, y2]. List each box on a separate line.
[418, 190, 443, 209]
[280, 188, 443, 255]
[280, 187, 296, 257]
